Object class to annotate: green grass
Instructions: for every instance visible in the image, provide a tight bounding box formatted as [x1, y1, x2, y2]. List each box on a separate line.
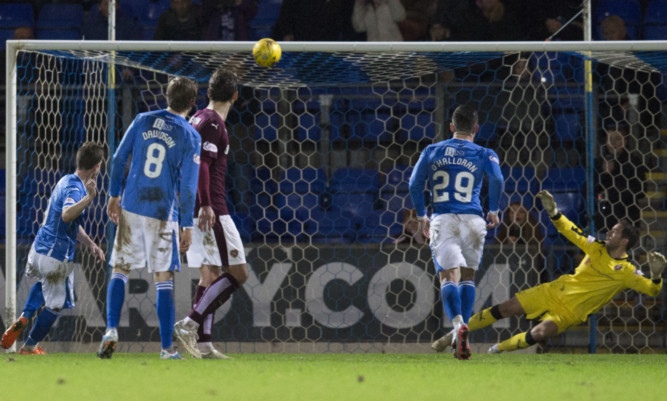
[0, 353, 665, 401]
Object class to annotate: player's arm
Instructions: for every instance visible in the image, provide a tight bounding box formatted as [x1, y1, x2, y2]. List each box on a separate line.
[76, 226, 106, 262]
[62, 178, 97, 223]
[107, 118, 138, 224]
[623, 252, 665, 297]
[196, 124, 219, 232]
[179, 134, 202, 230]
[484, 150, 504, 229]
[537, 190, 597, 254]
[408, 149, 430, 237]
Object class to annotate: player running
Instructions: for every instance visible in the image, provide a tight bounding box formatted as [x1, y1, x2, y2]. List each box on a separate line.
[409, 105, 504, 360]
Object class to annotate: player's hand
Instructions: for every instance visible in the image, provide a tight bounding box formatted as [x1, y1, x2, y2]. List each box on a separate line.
[486, 211, 500, 229]
[198, 206, 216, 232]
[91, 244, 106, 263]
[85, 178, 98, 198]
[107, 196, 121, 225]
[536, 190, 558, 217]
[648, 251, 666, 280]
[180, 228, 193, 253]
[418, 217, 430, 239]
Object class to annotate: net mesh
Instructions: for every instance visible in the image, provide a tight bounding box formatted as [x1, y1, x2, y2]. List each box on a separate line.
[2, 43, 666, 353]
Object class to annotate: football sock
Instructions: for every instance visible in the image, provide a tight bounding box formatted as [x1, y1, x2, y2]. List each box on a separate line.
[106, 272, 128, 329]
[468, 305, 501, 331]
[156, 280, 175, 352]
[192, 285, 211, 343]
[188, 273, 239, 325]
[199, 313, 214, 343]
[497, 330, 536, 352]
[459, 280, 475, 323]
[22, 281, 44, 319]
[440, 281, 462, 323]
[24, 307, 59, 346]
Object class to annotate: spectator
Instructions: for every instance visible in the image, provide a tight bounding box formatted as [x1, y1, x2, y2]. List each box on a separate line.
[450, 0, 520, 41]
[1, 26, 35, 86]
[83, 0, 140, 40]
[527, 0, 582, 41]
[203, 0, 258, 41]
[272, 0, 358, 41]
[594, 124, 646, 232]
[496, 201, 544, 247]
[394, 209, 428, 246]
[600, 15, 628, 41]
[398, 0, 437, 41]
[498, 54, 552, 168]
[352, 0, 406, 41]
[428, 14, 451, 41]
[154, 0, 206, 41]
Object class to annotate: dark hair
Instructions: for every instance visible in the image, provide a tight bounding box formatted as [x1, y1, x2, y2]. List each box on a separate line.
[166, 76, 197, 113]
[208, 69, 238, 103]
[618, 219, 640, 250]
[76, 142, 104, 170]
[452, 105, 478, 134]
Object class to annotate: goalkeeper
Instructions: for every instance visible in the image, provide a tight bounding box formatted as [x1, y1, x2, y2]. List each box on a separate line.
[457, 190, 665, 353]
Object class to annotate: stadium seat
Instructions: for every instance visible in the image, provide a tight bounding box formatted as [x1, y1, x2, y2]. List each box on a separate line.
[501, 166, 538, 193]
[255, 113, 279, 141]
[540, 191, 585, 242]
[380, 191, 414, 212]
[37, 4, 84, 30]
[0, 3, 35, 29]
[399, 113, 436, 142]
[20, 169, 61, 196]
[297, 113, 321, 142]
[231, 212, 253, 242]
[542, 167, 586, 193]
[476, 123, 497, 142]
[643, 0, 667, 40]
[280, 167, 327, 193]
[331, 192, 376, 224]
[0, 29, 14, 50]
[553, 112, 582, 142]
[248, 0, 283, 41]
[356, 211, 402, 243]
[381, 165, 413, 194]
[306, 209, 355, 243]
[531, 52, 585, 112]
[330, 168, 379, 193]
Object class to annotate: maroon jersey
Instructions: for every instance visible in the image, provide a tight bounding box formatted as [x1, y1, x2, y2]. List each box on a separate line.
[189, 108, 229, 216]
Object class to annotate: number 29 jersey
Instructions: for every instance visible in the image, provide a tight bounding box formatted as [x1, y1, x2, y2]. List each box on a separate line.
[109, 109, 201, 227]
[409, 138, 504, 218]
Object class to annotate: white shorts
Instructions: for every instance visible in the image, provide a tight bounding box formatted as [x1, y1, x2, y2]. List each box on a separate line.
[429, 213, 487, 272]
[186, 215, 246, 268]
[25, 244, 75, 310]
[110, 209, 181, 273]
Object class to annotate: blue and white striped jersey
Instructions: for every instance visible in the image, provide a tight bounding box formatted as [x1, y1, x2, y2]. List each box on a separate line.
[409, 138, 504, 218]
[34, 174, 87, 261]
[109, 109, 201, 227]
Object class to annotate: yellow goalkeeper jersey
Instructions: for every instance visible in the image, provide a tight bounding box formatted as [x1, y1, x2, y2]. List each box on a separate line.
[545, 214, 662, 322]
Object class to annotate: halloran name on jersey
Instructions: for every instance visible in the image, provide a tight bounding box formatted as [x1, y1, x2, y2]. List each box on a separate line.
[432, 157, 478, 173]
[142, 130, 176, 148]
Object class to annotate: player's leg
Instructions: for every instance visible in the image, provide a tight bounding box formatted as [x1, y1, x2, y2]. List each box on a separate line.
[99, 210, 145, 359]
[468, 296, 525, 331]
[195, 264, 222, 355]
[490, 320, 559, 353]
[154, 270, 183, 359]
[2, 282, 43, 349]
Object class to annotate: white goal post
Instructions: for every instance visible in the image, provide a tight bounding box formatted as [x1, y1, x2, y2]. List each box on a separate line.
[4, 40, 667, 353]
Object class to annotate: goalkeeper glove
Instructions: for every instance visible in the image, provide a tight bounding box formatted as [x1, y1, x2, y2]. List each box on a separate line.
[648, 251, 666, 280]
[536, 190, 558, 217]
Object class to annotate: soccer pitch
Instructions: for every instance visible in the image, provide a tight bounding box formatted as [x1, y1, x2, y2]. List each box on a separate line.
[0, 353, 664, 401]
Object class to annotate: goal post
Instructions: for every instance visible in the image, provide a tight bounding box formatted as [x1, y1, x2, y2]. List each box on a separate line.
[3, 40, 667, 354]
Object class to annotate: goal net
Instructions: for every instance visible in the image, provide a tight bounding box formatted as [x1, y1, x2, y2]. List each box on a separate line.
[3, 41, 666, 354]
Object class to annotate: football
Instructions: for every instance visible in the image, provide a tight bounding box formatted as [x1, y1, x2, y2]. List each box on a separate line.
[252, 38, 282, 68]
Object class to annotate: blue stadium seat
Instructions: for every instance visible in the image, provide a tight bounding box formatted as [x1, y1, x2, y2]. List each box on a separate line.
[399, 113, 436, 142]
[382, 165, 413, 193]
[139, 0, 169, 27]
[231, 212, 253, 242]
[553, 112, 582, 142]
[380, 191, 414, 212]
[476, 123, 497, 142]
[297, 113, 321, 142]
[0, 29, 14, 50]
[255, 113, 279, 141]
[248, 0, 283, 41]
[20, 169, 61, 196]
[540, 192, 585, 243]
[331, 192, 375, 224]
[542, 167, 585, 193]
[357, 211, 402, 243]
[280, 167, 326, 193]
[643, 0, 667, 39]
[594, 0, 641, 39]
[501, 166, 538, 193]
[0, 3, 35, 29]
[306, 209, 355, 243]
[37, 4, 84, 30]
[330, 168, 379, 193]
[531, 52, 584, 112]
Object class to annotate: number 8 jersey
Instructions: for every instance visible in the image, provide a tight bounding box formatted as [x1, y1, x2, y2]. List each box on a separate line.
[409, 138, 504, 218]
[109, 109, 202, 228]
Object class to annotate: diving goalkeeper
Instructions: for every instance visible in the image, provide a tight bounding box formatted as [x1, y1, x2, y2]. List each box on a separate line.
[433, 190, 666, 354]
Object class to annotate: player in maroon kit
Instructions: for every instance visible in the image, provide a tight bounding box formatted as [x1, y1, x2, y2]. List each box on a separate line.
[173, 69, 248, 359]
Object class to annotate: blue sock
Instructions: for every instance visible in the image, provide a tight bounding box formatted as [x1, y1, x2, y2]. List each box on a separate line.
[156, 280, 175, 351]
[22, 282, 44, 319]
[24, 307, 59, 346]
[106, 272, 128, 329]
[459, 280, 476, 324]
[440, 281, 461, 322]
